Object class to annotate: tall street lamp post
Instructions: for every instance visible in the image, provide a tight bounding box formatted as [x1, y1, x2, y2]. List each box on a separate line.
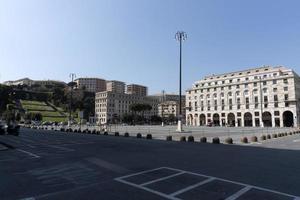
[68, 73, 76, 127]
[175, 31, 187, 132]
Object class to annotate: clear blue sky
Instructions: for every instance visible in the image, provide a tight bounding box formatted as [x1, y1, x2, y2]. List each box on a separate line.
[1, 0, 300, 94]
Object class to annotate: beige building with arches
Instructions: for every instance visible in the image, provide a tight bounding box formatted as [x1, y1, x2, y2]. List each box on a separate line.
[186, 66, 300, 128]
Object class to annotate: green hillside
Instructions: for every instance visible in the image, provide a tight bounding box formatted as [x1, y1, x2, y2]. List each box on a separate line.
[21, 100, 68, 122]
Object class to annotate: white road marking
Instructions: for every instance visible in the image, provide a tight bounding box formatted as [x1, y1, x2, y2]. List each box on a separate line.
[116, 178, 181, 200]
[17, 149, 40, 158]
[169, 177, 215, 197]
[140, 172, 185, 186]
[47, 145, 74, 152]
[225, 186, 252, 200]
[115, 167, 300, 200]
[86, 157, 128, 173]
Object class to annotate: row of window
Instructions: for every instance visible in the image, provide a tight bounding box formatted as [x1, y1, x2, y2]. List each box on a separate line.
[191, 79, 289, 94]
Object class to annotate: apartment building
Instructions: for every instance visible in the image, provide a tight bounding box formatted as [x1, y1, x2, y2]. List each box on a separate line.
[95, 91, 159, 124]
[75, 78, 106, 93]
[106, 80, 125, 94]
[186, 66, 300, 127]
[127, 84, 148, 96]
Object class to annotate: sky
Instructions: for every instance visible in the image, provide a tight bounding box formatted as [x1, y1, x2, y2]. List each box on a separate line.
[0, 0, 300, 94]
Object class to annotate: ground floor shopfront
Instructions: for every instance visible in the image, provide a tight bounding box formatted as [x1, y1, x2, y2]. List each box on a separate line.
[186, 109, 298, 128]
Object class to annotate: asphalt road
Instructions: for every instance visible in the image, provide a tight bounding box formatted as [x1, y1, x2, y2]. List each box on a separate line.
[0, 128, 300, 200]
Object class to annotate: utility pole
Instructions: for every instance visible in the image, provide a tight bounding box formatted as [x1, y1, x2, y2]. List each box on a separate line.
[161, 90, 165, 127]
[68, 73, 76, 127]
[175, 31, 187, 132]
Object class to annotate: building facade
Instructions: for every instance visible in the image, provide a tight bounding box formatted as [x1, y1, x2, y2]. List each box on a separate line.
[106, 80, 126, 94]
[126, 84, 148, 96]
[3, 78, 66, 87]
[75, 78, 106, 93]
[158, 101, 179, 119]
[95, 91, 159, 124]
[186, 66, 300, 127]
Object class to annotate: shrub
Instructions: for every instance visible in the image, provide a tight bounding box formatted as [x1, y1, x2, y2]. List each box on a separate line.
[187, 136, 194, 142]
[137, 133, 142, 138]
[115, 132, 119, 136]
[200, 137, 207, 143]
[146, 134, 152, 139]
[267, 134, 271, 139]
[251, 136, 258, 142]
[180, 136, 186, 142]
[225, 137, 233, 144]
[278, 133, 282, 137]
[241, 137, 248, 143]
[103, 131, 108, 135]
[166, 136, 172, 141]
[272, 134, 278, 138]
[96, 131, 101, 135]
[60, 128, 65, 132]
[260, 135, 266, 140]
[74, 129, 78, 133]
[284, 132, 288, 136]
[212, 137, 220, 144]
[289, 132, 293, 135]
[78, 129, 81, 133]
[88, 130, 91, 134]
[92, 129, 96, 134]
[124, 132, 129, 137]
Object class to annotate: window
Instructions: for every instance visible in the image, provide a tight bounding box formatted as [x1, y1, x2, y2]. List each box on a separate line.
[214, 87, 217, 91]
[222, 81, 225, 84]
[228, 86, 232, 90]
[255, 112, 259, 116]
[274, 95, 278, 102]
[207, 88, 210, 92]
[263, 81, 267, 86]
[285, 102, 289, 107]
[221, 92, 224, 97]
[245, 77, 249, 81]
[236, 85, 240, 89]
[284, 94, 289, 101]
[237, 112, 241, 117]
[221, 87, 224, 91]
[237, 78, 240, 82]
[236, 91, 240, 96]
[274, 111, 280, 116]
[284, 87, 288, 91]
[264, 96, 268, 103]
[274, 103, 278, 108]
[228, 92, 232, 96]
[273, 88, 277, 92]
[229, 79, 233, 83]
[263, 88, 268, 93]
[208, 82, 211, 86]
[253, 89, 258, 95]
[200, 89, 203, 93]
[215, 81, 218, 85]
[244, 90, 249, 95]
[283, 79, 288, 84]
[244, 83, 248, 88]
[213, 93, 217, 98]
[273, 80, 277, 84]
[253, 82, 257, 87]
[222, 113, 225, 117]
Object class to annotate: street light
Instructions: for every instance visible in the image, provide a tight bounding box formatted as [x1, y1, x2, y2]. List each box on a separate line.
[68, 73, 76, 127]
[175, 31, 187, 132]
